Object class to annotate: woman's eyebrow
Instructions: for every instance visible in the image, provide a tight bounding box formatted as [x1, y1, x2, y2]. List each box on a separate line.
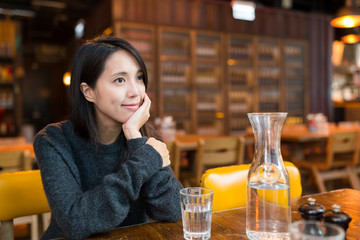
[112, 71, 127, 76]
[112, 69, 143, 76]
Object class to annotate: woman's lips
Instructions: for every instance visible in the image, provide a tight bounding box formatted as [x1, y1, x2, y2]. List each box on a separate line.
[122, 103, 139, 110]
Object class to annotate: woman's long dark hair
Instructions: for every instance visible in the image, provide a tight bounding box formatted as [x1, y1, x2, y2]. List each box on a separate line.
[69, 35, 157, 142]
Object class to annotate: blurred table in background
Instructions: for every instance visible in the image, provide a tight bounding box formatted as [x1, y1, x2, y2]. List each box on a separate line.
[0, 136, 34, 154]
[281, 125, 329, 162]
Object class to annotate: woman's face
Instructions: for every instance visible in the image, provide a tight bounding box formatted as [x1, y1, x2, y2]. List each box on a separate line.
[82, 50, 146, 128]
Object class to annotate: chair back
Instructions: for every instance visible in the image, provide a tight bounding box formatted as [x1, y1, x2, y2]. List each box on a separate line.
[200, 161, 302, 212]
[0, 150, 32, 173]
[165, 140, 180, 178]
[0, 170, 51, 240]
[194, 136, 245, 185]
[326, 130, 360, 169]
[338, 121, 360, 129]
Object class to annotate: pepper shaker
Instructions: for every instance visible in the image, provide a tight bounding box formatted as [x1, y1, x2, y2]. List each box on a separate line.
[298, 198, 325, 220]
[323, 204, 352, 232]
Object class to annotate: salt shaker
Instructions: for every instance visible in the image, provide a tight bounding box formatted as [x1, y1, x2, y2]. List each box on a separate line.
[323, 204, 352, 232]
[298, 198, 325, 220]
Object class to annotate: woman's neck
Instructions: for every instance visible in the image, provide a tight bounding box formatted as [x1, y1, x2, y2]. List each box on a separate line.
[97, 123, 122, 145]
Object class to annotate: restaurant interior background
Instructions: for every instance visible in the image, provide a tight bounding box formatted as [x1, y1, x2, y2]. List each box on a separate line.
[1, 0, 360, 183]
[0, 0, 357, 137]
[3, 1, 360, 239]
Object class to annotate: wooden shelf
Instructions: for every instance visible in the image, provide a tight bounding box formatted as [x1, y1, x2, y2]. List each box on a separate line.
[113, 22, 309, 135]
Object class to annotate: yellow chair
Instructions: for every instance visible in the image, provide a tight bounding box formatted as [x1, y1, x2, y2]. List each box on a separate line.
[0, 170, 51, 240]
[200, 161, 302, 212]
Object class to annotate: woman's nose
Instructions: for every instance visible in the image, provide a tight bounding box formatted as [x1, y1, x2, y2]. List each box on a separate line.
[127, 80, 140, 97]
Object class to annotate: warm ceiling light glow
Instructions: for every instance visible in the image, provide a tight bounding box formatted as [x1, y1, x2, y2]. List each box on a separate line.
[331, 15, 360, 28]
[341, 34, 360, 44]
[63, 72, 71, 86]
[343, 16, 356, 27]
[331, 0, 360, 28]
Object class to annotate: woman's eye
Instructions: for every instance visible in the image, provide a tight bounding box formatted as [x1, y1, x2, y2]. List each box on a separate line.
[137, 75, 144, 81]
[114, 77, 125, 83]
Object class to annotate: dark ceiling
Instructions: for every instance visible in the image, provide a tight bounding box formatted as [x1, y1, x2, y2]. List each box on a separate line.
[0, 0, 101, 45]
[0, 0, 351, 46]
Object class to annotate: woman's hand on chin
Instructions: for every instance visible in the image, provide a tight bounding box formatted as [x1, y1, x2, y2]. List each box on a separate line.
[122, 94, 151, 140]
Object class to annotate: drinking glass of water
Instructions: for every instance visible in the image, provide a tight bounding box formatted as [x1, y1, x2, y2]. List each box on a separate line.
[289, 220, 345, 240]
[180, 187, 213, 240]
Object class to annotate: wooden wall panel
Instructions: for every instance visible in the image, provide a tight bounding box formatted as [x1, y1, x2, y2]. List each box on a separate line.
[111, 0, 125, 20]
[306, 14, 334, 120]
[174, 0, 190, 27]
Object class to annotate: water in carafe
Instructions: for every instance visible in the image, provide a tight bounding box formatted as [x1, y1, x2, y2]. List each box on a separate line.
[246, 112, 291, 240]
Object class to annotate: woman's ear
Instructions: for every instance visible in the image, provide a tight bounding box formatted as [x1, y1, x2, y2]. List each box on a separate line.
[80, 82, 95, 102]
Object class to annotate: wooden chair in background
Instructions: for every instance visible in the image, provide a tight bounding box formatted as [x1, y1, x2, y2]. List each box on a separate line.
[338, 121, 360, 129]
[0, 150, 32, 173]
[191, 136, 245, 186]
[165, 140, 180, 179]
[294, 129, 360, 192]
[0, 170, 51, 240]
[200, 161, 302, 212]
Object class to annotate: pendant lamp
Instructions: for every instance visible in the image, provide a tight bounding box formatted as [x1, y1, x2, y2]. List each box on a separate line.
[331, 0, 360, 28]
[341, 33, 360, 43]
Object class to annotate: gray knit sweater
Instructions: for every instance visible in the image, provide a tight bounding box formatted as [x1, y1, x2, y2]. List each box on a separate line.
[33, 120, 182, 240]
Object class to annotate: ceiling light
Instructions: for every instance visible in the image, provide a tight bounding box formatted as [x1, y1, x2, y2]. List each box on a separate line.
[63, 72, 71, 86]
[331, 0, 360, 28]
[231, 0, 255, 21]
[75, 19, 85, 39]
[341, 34, 360, 44]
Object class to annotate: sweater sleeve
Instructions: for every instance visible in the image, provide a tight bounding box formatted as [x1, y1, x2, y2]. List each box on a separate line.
[34, 130, 163, 240]
[140, 167, 183, 222]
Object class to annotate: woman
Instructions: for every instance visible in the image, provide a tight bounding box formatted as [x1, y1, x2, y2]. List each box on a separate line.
[33, 36, 182, 240]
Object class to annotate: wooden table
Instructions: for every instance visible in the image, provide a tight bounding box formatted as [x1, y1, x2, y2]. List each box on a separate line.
[81, 188, 360, 239]
[280, 126, 329, 162]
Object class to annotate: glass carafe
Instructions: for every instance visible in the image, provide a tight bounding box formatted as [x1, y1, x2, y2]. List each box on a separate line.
[246, 112, 291, 240]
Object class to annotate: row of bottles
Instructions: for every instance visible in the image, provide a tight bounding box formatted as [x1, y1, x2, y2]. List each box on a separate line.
[0, 18, 17, 58]
[121, 27, 152, 54]
[0, 109, 16, 136]
[257, 42, 280, 62]
[284, 41, 306, 119]
[227, 37, 254, 134]
[161, 62, 189, 85]
[0, 89, 14, 109]
[0, 18, 20, 137]
[195, 34, 223, 134]
[161, 32, 190, 57]
[229, 38, 253, 61]
[230, 115, 249, 131]
[195, 44, 218, 58]
[229, 67, 252, 86]
[0, 65, 13, 83]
